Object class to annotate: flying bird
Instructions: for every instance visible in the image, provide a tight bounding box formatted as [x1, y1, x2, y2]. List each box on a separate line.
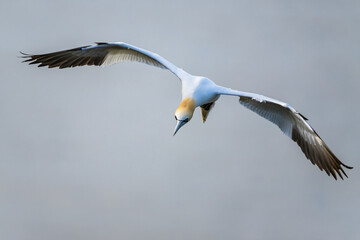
[21, 42, 352, 179]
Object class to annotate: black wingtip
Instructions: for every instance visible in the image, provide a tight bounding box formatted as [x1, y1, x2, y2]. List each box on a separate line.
[341, 163, 353, 170]
[332, 172, 338, 180]
[328, 164, 351, 180]
[19, 51, 37, 65]
[19, 51, 31, 59]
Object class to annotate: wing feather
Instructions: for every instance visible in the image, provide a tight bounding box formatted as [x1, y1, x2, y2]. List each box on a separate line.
[218, 87, 352, 179]
[21, 42, 186, 80]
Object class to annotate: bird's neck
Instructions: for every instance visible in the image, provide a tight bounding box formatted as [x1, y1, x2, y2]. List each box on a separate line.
[176, 97, 196, 118]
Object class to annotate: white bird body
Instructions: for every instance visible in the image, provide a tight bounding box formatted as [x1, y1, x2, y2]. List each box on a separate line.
[22, 42, 353, 180]
[181, 76, 219, 106]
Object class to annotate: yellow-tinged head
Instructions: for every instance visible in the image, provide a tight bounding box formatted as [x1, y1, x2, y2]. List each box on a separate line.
[173, 98, 196, 136]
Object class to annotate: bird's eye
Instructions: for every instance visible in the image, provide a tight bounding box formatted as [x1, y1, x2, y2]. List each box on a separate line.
[175, 116, 178, 120]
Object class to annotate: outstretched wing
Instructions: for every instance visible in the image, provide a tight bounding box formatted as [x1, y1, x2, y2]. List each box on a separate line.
[21, 42, 186, 80]
[218, 87, 352, 180]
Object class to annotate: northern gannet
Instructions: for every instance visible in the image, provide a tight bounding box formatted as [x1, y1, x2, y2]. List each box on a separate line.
[21, 42, 353, 179]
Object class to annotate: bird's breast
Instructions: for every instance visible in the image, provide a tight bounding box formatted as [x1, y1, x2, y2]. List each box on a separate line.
[182, 77, 219, 107]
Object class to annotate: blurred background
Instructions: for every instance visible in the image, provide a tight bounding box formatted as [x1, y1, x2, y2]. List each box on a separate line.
[1, 0, 359, 239]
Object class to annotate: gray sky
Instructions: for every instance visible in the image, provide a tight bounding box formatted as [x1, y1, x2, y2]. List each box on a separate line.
[1, 1, 360, 239]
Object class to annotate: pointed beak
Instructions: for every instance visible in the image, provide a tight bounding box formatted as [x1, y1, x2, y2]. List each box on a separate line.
[173, 120, 186, 136]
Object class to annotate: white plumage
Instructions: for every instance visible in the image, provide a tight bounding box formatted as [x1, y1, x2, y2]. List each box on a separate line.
[22, 42, 352, 179]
